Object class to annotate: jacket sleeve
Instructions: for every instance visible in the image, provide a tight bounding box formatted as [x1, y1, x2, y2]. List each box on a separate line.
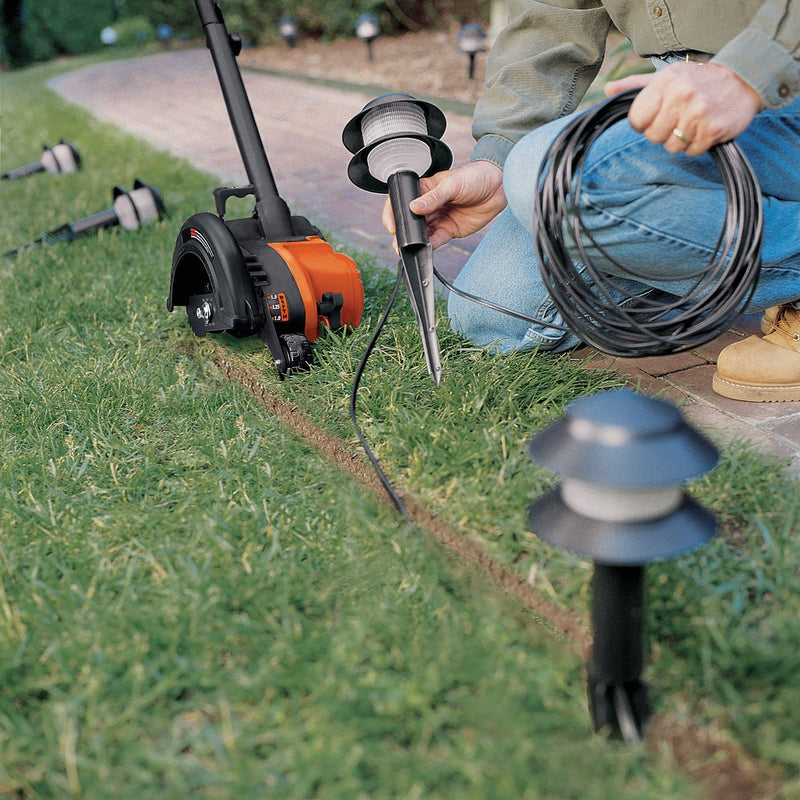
[713, 0, 800, 108]
[472, 0, 613, 167]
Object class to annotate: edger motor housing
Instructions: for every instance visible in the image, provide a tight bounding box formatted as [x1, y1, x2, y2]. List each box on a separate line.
[169, 210, 364, 372]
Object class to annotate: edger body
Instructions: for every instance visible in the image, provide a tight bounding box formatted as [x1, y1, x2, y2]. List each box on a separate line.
[168, 0, 363, 376]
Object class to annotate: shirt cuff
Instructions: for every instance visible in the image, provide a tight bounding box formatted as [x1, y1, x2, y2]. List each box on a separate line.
[713, 28, 800, 109]
[470, 134, 516, 169]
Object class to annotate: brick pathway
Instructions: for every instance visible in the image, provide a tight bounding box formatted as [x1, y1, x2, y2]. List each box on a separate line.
[48, 49, 800, 474]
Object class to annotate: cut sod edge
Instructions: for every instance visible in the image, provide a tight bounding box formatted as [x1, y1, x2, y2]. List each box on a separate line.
[203, 339, 591, 654]
[198, 338, 785, 800]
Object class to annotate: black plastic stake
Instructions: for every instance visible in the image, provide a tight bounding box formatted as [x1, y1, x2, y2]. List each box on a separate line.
[587, 564, 650, 743]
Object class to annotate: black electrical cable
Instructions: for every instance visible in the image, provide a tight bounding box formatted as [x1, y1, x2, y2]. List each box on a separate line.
[433, 89, 763, 357]
[349, 263, 407, 515]
[532, 88, 763, 356]
[432, 266, 571, 331]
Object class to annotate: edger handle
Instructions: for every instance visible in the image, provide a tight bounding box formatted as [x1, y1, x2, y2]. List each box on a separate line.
[195, 0, 293, 240]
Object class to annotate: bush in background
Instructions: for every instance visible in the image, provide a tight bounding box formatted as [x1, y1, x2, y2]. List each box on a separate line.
[112, 16, 155, 48]
[2, 0, 113, 66]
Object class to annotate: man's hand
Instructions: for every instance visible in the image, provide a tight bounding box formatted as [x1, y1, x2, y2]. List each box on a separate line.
[382, 160, 506, 250]
[604, 62, 763, 156]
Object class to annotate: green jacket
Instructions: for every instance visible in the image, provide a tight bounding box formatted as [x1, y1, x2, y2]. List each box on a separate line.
[473, 0, 800, 166]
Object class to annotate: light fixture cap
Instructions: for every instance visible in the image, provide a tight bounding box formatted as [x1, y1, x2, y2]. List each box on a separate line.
[278, 15, 297, 35]
[457, 23, 487, 53]
[112, 179, 166, 229]
[528, 389, 718, 488]
[355, 13, 380, 41]
[343, 93, 447, 153]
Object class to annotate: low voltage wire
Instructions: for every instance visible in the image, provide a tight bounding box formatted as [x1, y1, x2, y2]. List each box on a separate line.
[532, 89, 763, 356]
[349, 265, 407, 514]
[436, 91, 763, 354]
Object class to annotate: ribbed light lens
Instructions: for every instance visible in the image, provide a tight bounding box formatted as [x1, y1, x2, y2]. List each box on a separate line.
[113, 186, 161, 230]
[361, 101, 432, 182]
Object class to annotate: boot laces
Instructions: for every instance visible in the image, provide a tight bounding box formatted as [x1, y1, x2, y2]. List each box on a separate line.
[774, 303, 800, 341]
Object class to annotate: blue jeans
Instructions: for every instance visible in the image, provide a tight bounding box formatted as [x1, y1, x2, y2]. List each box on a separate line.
[449, 95, 800, 353]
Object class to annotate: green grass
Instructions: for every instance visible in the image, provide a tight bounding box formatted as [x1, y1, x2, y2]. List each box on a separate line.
[1, 54, 799, 799]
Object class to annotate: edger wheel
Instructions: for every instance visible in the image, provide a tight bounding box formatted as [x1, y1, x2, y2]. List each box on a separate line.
[280, 334, 313, 372]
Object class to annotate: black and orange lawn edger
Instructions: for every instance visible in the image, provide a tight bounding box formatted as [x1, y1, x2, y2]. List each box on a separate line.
[168, 0, 364, 377]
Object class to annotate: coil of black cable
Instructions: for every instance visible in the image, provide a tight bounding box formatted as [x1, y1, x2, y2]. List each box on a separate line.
[532, 88, 763, 357]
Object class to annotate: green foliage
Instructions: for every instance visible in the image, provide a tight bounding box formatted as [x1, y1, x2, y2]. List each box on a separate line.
[274, 0, 490, 40]
[111, 15, 155, 47]
[121, 0, 200, 34]
[3, 0, 490, 66]
[16, 0, 113, 64]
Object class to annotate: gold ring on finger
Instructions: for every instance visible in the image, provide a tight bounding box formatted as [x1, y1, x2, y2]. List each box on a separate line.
[672, 128, 690, 144]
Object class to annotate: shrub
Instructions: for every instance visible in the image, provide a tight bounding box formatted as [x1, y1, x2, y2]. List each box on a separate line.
[112, 16, 156, 47]
[17, 0, 113, 64]
[1, 0, 491, 66]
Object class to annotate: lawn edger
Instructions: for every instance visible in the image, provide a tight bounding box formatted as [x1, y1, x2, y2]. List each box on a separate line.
[167, 0, 364, 378]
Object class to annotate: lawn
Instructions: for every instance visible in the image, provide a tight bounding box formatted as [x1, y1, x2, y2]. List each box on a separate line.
[1, 53, 799, 799]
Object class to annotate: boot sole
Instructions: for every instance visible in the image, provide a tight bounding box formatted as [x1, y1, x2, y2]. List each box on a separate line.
[712, 372, 800, 402]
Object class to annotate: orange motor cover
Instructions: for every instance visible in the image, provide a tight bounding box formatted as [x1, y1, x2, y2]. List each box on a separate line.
[270, 236, 364, 343]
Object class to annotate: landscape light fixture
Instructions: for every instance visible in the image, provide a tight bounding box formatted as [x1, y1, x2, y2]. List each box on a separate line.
[457, 23, 487, 79]
[2, 140, 81, 180]
[100, 26, 118, 47]
[4, 180, 166, 258]
[156, 23, 173, 45]
[528, 389, 718, 744]
[343, 93, 453, 386]
[354, 13, 379, 60]
[278, 16, 298, 48]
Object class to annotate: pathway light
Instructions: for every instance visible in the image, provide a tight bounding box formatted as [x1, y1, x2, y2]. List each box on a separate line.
[343, 93, 452, 385]
[2, 140, 81, 180]
[100, 26, 118, 47]
[278, 15, 298, 48]
[355, 13, 380, 60]
[528, 388, 718, 744]
[457, 23, 486, 79]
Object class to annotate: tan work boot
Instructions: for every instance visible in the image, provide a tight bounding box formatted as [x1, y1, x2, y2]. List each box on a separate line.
[713, 304, 800, 402]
